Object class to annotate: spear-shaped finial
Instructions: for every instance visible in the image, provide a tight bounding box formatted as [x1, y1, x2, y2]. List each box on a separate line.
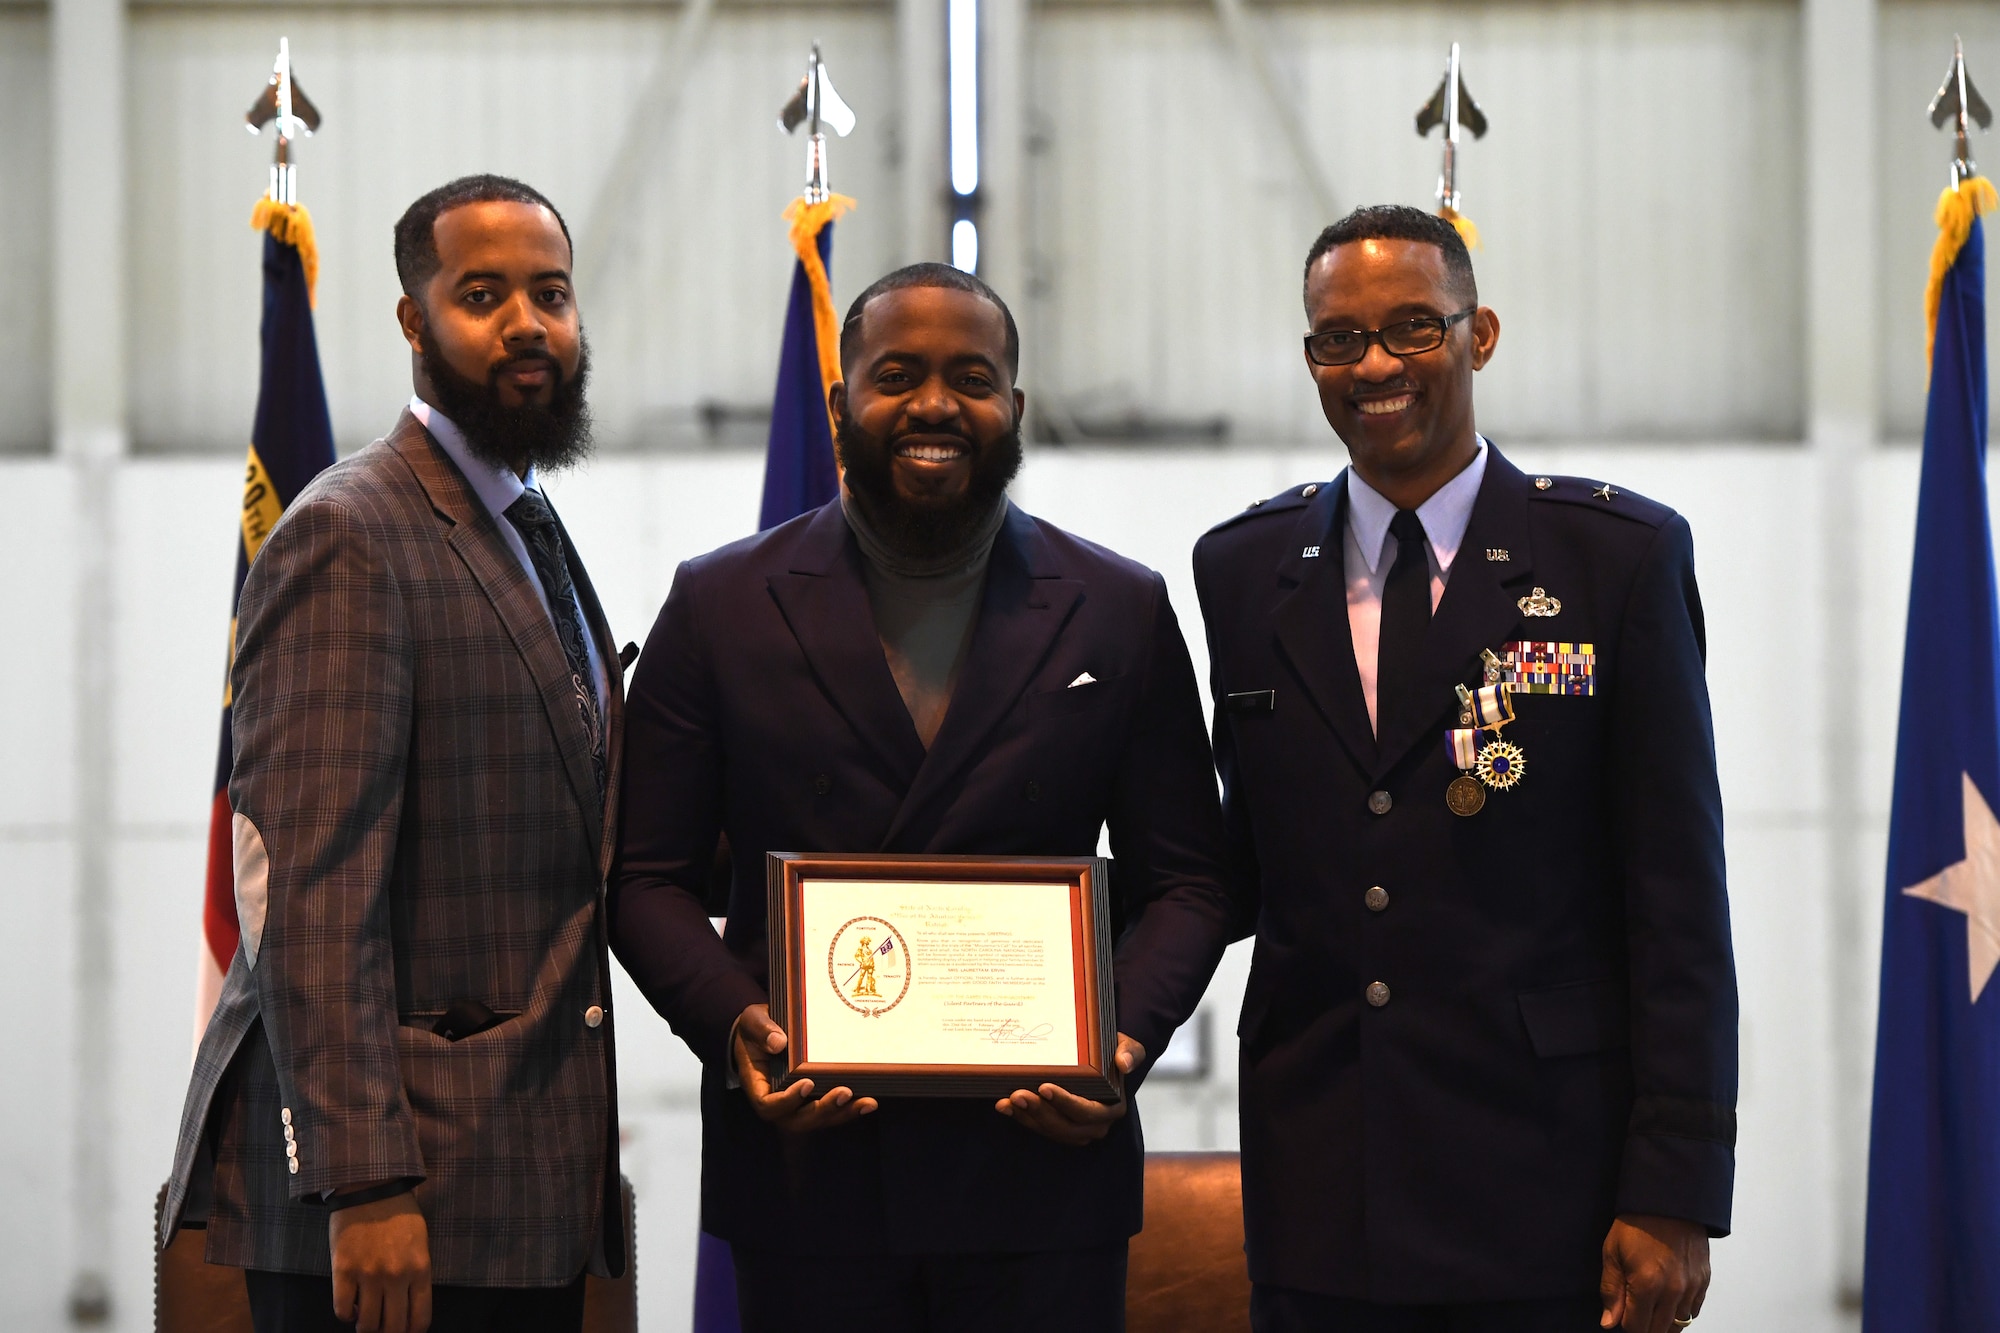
[1416, 42, 1487, 243]
[245, 38, 321, 206]
[779, 42, 856, 204]
[1930, 35, 1992, 187]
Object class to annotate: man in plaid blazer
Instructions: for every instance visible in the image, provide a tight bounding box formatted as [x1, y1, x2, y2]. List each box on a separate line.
[161, 176, 623, 1333]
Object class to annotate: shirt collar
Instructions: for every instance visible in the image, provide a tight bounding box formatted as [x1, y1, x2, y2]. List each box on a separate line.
[410, 395, 541, 522]
[1344, 436, 1489, 576]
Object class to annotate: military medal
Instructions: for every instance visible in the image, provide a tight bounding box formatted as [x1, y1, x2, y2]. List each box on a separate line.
[1446, 681, 1525, 814]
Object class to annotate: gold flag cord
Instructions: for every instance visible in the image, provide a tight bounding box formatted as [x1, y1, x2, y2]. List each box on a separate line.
[1438, 205, 1480, 250]
[783, 193, 858, 421]
[250, 197, 321, 306]
[1926, 175, 1997, 369]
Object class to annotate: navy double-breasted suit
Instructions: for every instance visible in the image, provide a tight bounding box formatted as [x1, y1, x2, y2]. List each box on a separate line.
[1192, 445, 1737, 1302]
[610, 499, 1236, 1255]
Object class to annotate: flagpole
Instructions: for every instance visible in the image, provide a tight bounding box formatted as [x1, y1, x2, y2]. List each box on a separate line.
[1415, 42, 1488, 247]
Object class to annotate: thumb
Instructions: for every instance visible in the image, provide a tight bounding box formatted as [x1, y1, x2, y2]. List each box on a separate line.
[1599, 1244, 1627, 1328]
[739, 1003, 787, 1053]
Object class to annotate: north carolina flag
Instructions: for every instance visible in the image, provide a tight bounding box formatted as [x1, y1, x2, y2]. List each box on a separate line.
[1863, 174, 2000, 1332]
[193, 199, 335, 1037]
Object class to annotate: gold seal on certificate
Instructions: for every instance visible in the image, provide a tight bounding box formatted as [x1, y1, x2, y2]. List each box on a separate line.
[766, 853, 1122, 1102]
[828, 917, 911, 1015]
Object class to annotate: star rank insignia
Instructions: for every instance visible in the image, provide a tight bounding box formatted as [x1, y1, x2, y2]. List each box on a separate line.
[1593, 483, 1618, 502]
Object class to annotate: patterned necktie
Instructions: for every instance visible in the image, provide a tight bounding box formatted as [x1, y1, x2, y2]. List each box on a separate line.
[503, 490, 607, 806]
[1376, 508, 1431, 738]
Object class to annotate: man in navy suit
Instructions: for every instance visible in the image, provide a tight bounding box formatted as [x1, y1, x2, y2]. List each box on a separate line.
[1193, 206, 1737, 1333]
[610, 264, 1238, 1333]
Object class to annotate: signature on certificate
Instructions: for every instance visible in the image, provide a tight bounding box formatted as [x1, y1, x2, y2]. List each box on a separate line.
[986, 1018, 1055, 1044]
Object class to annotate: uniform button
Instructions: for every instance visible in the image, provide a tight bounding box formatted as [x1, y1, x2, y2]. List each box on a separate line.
[1367, 790, 1393, 815]
[287, 1158, 299, 1175]
[813, 774, 832, 795]
[1365, 981, 1391, 1007]
[1024, 781, 1042, 802]
[585, 1005, 604, 1029]
[1365, 885, 1389, 912]
[1301, 483, 1319, 498]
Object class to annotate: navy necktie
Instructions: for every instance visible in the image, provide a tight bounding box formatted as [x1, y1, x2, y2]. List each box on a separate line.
[1376, 508, 1431, 737]
[504, 490, 606, 805]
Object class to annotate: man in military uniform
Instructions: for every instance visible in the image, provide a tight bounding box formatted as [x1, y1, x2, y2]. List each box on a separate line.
[1192, 205, 1736, 1333]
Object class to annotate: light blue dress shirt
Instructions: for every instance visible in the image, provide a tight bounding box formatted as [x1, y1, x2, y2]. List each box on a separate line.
[411, 396, 609, 711]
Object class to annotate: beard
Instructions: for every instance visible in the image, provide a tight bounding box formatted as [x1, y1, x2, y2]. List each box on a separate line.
[420, 331, 594, 475]
[835, 406, 1024, 561]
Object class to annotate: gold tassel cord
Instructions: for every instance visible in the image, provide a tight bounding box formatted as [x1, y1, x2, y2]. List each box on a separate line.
[1926, 175, 1998, 369]
[250, 197, 321, 306]
[1439, 206, 1481, 250]
[783, 193, 858, 415]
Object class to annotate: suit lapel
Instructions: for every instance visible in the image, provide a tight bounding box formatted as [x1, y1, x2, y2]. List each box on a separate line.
[554, 507, 622, 875]
[882, 506, 1083, 849]
[1272, 477, 1377, 776]
[390, 414, 607, 842]
[766, 504, 930, 792]
[1371, 446, 1538, 781]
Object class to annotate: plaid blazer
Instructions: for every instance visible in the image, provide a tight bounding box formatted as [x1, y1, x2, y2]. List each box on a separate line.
[160, 410, 626, 1287]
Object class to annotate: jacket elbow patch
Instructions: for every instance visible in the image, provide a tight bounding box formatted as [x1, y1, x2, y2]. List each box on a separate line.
[232, 812, 271, 967]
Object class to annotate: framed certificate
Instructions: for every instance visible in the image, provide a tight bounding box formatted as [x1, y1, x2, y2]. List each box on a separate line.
[765, 852, 1122, 1102]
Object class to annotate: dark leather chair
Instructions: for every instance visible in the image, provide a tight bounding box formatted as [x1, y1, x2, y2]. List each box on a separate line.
[155, 1179, 638, 1333]
[1127, 1151, 1251, 1333]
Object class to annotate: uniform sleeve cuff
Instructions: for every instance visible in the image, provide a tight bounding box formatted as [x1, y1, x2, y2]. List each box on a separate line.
[1616, 1132, 1735, 1236]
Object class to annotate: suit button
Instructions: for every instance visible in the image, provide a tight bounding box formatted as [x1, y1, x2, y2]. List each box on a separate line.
[1367, 790, 1393, 815]
[287, 1158, 299, 1175]
[285, 1141, 298, 1158]
[1365, 981, 1391, 1007]
[813, 774, 832, 795]
[585, 1005, 604, 1029]
[1365, 886, 1389, 912]
[1024, 781, 1042, 802]
[281, 1108, 292, 1127]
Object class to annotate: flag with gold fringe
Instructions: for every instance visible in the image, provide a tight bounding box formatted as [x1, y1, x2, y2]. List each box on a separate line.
[758, 193, 854, 529]
[193, 196, 335, 1033]
[1862, 157, 2000, 1332]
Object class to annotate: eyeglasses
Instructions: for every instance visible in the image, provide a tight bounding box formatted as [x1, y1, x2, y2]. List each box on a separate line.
[1303, 309, 1476, 367]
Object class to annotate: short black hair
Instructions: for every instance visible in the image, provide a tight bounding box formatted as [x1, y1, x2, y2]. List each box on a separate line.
[839, 263, 1020, 378]
[1303, 204, 1477, 313]
[393, 174, 572, 298]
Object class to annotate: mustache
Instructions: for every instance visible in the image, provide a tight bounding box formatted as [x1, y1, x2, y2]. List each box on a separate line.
[488, 347, 564, 381]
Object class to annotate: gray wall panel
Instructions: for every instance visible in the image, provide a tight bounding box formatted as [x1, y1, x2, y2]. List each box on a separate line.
[126, 4, 899, 454]
[1030, 0, 1804, 443]
[0, 10, 51, 453]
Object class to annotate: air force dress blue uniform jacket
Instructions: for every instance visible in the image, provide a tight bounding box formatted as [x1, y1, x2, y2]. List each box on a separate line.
[610, 499, 1236, 1256]
[1191, 445, 1737, 1303]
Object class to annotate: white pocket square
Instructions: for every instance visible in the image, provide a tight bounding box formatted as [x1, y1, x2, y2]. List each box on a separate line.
[1068, 672, 1098, 688]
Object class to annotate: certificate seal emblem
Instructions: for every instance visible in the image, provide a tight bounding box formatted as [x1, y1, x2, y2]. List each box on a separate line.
[827, 916, 912, 1017]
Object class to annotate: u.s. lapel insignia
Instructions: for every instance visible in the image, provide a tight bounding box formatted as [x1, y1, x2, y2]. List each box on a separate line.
[1517, 587, 1562, 617]
[1485, 548, 1510, 562]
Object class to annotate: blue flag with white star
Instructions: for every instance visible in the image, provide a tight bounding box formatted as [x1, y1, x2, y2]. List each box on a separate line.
[1863, 190, 2000, 1333]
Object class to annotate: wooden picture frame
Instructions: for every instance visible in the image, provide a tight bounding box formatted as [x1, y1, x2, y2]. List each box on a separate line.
[765, 852, 1122, 1102]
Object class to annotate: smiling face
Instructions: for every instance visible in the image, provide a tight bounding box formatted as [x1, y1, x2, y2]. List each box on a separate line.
[397, 199, 588, 475]
[1303, 237, 1499, 510]
[830, 285, 1026, 557]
